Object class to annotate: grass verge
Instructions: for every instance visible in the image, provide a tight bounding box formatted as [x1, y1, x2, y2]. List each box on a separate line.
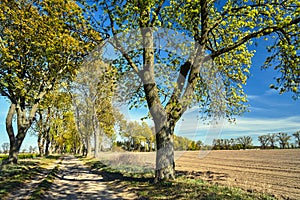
[84, 159, 277, 200]
[0, 155, 60, 199]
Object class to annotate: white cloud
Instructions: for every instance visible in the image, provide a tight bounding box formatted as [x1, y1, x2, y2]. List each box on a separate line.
[264, 89, 278, 96]
[176, 113, 300, 142]
[222, 116, 300, 134]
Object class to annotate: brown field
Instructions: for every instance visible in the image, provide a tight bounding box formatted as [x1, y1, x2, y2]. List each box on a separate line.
[99, 149, 300, 199]
[176, 149, 300, 200]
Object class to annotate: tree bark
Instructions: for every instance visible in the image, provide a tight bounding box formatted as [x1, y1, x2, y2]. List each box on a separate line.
[37, 133, 45, 157]
[85, 136, 92, 157]
[44, 128, 51, 156]
[154, 119, 175, 182]
[5, 103, 36, 164]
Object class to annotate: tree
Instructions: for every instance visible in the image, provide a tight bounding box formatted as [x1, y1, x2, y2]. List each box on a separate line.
[196, 140, 203, 150]
[0, 0, 98, 164]
[140, 122, 155, 152]
[267, 133, 278, 149]
[277, 132, 291, 149]
[82, 0, 300, 181]
[237, 136, 253, 149]
[1, 143, 9, 154]
[258, 135, 270, 149]
[71, 59, 116, 157]
[292, 131, 300, 148]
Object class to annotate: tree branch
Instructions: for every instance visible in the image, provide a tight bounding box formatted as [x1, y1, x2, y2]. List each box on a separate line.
[207, 17, 300, 61]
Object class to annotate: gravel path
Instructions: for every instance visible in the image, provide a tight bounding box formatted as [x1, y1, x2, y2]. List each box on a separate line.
[43, 155, 137, 200]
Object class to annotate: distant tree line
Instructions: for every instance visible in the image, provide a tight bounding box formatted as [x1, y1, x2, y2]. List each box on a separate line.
[114, 121, 203, 152]
[0, 142, 37, 154]
[258, 131, 300, 149]
[2, 130, 299, 154]
[212, 136, 253, 150]
[211, 131, 300, 150]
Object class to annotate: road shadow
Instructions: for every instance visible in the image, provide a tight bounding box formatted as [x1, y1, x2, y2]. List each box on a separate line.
[43, 156, 140, 200]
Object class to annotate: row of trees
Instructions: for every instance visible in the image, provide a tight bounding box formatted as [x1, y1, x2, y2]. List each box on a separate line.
[212, 131, 300, 150]
[1, 0, 299, 182]
[212, 136, 253, 150]
[2, 130, 300, 154]
[258, 131, 300, 149]
[116, 122, 203, 151]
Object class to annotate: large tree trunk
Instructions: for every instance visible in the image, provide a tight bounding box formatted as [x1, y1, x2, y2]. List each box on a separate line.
[7, 141, 21, 164]
[5, 103, 17, 164]
[5, 103, 36, 164]
[154, 120, 175, 182]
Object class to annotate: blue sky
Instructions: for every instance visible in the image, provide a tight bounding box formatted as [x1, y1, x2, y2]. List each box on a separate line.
[0, 39, 299, 149]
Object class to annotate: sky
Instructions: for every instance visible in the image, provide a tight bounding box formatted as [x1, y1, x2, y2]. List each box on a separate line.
[0, 39, 299, 149]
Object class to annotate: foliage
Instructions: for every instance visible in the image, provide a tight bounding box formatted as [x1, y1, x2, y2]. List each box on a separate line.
[71, 58, 117, 156]
[0, 0, 98, 102]
[0, 0, 99, 163]
[212, 138, 245, 150]
[118, 120, 154, 152]
[81, 0, 300, 180]
[174, 135, 202, 151]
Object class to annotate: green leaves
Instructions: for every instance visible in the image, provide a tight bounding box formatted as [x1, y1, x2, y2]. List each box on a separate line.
[0, 0, 98, 104]
[81, 0, 299, 123]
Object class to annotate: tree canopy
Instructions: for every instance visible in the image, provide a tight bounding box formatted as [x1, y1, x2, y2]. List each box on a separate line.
[0, 0, 99, 163]
[80, 0, 299, 181]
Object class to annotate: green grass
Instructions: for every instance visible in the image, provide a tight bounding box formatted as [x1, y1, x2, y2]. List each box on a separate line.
[0, 153, 38, 162]
[85, 159, 277, 200]
[132, 176, 277, 200]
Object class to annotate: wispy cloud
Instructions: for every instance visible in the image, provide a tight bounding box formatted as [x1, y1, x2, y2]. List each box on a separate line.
[176, 113, 300, 140]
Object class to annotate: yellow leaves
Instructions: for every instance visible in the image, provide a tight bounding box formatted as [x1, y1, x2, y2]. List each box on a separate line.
[292, 87, 297, 93]
[221, 21, 226, 26]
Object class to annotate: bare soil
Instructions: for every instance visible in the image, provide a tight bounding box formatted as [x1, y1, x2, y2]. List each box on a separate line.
[176, 149, 300, 200]
[98, 149, 300, 199]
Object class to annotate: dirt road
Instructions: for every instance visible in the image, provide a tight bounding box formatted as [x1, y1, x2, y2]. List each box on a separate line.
[43, 155, 137, 200]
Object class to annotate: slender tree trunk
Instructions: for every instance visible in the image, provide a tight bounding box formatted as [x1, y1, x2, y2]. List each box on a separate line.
[37, 111, 45, 156]
[92, 115, 101, 158]
[38, 133, 45, 157]
[44, 129, 51, 156]
[94, 131, 100, 158]
[86, 136, 92, 157]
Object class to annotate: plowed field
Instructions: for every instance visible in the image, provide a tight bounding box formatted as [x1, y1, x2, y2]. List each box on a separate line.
[176, 149, 300, 200]
[98, 149, 300, 199]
